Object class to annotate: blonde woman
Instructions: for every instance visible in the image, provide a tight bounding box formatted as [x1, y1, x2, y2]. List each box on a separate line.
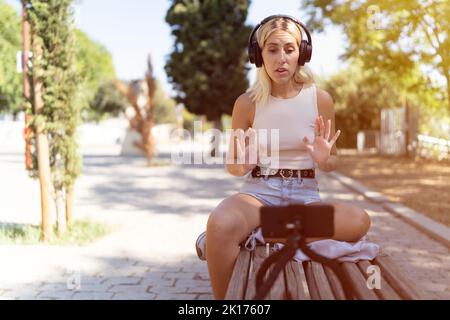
[196, 15, 377, 300]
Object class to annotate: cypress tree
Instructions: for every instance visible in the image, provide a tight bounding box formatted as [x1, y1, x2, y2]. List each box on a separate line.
[26, 0, 80, 237]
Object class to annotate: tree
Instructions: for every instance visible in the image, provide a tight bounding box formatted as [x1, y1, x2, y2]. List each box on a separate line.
[152, 81, 176, 125]
[165, 0, 252, 154]
[302, 0, 449, 113]
[319, 61, 434, 147]
[113, 55, 157, 166]
[89, 78, 176, 125]
[0, 0, 22, 117]
[0, 2, 116, 120]
[26, 0, 80, 238]
[88, 80, 128, 122]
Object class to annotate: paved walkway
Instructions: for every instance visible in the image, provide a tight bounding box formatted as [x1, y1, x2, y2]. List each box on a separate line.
[0, 151, 449, 300]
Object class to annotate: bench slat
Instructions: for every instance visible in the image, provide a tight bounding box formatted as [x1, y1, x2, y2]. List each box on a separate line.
[373, 256, 430, 300]
[245, 246, 285, 300]
[225, 248, 251, 300]
[284, 261, 310, 300]
[225, 248, 430, 301]
[323, 265, 346, 300]
[258, 246, 285, 300]
[303, 261, 321, 300]
[341, 262, 379, 300]
[244, 249, 258, 300]
[311, 261, 335, 300]
[267, 249, 285, 300]
[357, 260, 401, 300]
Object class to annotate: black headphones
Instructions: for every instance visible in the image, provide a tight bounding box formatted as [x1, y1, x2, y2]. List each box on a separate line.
[248, 14, 312, 68]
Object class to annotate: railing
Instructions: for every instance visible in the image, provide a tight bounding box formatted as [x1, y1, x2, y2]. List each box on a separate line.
[356, 129, 449, 160]
[410, 134, 450, 161]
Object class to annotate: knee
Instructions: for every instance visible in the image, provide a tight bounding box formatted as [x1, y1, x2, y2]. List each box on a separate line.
[353, 208, 371, 240]
[207, 209, 246, 242]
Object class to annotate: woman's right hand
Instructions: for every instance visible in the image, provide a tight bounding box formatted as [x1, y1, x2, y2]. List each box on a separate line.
[235, 127, 259, 172]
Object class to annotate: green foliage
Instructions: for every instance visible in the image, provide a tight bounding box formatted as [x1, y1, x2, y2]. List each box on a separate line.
[86, 80, 128, 122]
[0, 218, 112, 245]
[87, 79, 177, 124]
[0, 1, 116, 120]
[153, 81, 176, 125]
[320, 59, 445, 147]
[0, 223, 41, 244]
[165, 0, 251, 122]
[74, 29, 116, 120]
[302, 0, 450, 114]
[0, 0, 22, 115]
[27, 0, 81, 191]
[182, 107, 196, 133]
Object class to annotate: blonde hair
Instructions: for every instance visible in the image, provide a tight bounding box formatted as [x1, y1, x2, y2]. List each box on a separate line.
[247, 17, 315, 106]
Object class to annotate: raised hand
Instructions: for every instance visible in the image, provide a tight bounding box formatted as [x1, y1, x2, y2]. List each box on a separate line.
[303, 115, 341, 166]
[235, 128, 259, 171]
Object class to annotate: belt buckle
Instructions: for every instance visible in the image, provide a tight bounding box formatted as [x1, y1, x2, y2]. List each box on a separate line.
[280, 169, 293, 178]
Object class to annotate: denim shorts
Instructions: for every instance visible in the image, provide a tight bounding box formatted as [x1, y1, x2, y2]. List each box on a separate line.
[238, 172, 321, 206]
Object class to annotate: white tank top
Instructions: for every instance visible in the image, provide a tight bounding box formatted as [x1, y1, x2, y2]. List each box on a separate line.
[252, 84, 318, 170]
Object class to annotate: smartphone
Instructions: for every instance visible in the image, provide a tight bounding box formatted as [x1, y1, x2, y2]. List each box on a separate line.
[260, 203, 334, 239]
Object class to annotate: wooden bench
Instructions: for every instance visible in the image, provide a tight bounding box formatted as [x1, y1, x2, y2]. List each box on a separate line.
[225, 245, 431, 300]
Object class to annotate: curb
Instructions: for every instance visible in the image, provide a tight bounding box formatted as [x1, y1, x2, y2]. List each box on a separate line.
[327, 171, 450, 249]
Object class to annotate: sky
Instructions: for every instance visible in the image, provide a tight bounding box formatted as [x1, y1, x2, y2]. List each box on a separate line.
[5, 0, 346, 95]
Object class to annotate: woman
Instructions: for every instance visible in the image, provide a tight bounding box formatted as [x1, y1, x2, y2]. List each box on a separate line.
[199, 15, 374, 300]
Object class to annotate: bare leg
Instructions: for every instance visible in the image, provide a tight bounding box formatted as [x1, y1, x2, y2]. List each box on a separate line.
[305, 200, 371, 243]
[206, 193, 263, 300]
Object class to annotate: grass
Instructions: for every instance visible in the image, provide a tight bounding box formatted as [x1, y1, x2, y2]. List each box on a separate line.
[336, 152, 450, 227]
[0, 218, 112, 245]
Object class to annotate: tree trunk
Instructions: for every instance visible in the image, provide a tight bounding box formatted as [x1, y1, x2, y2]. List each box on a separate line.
[35, 131, 53, 242]
[143, 93, 154, 166]
[24, 115, 33, 170]
[445, 70, 450, 116]
[32, 32, 53, 242]
[66, 186, 74, 226]
[22, 1, 32, 170]
[144, 55, 156, 166]
[113, 55, 156, 166]
[112, 79, 154, 164]
[55, 188, 66, 236]
[142, 120, 154, 166]
[210, 117, 223, 157]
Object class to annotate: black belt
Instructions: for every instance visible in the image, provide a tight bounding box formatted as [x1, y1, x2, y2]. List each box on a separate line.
[251, 166, 315, 179]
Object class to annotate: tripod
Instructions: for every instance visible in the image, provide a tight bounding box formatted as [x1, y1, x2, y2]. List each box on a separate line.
[254, 218, 354, 300]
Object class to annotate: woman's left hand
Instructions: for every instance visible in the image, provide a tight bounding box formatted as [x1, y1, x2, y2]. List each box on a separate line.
[303, 115, 341, 166]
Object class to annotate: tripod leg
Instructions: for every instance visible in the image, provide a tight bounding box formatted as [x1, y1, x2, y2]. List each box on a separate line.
[254, 245, 296, 300]
[298, 239, 354, 300]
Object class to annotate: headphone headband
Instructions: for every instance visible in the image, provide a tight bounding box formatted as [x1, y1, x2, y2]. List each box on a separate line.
[248, 14, 313, 67]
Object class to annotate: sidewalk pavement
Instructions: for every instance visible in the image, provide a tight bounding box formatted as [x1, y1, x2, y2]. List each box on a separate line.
[0, 151, 448, 300]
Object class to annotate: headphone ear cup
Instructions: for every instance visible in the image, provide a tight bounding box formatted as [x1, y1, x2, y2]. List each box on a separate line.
[248, 42, 256, 64]
[299, 40, 307, 66]
[304, 43, 312, 63]
[255, 44, 263, 67]
[248, 39, 263, 67]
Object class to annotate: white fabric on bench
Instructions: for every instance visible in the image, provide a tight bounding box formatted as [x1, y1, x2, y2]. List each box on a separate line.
[245, 227, 380, 262]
